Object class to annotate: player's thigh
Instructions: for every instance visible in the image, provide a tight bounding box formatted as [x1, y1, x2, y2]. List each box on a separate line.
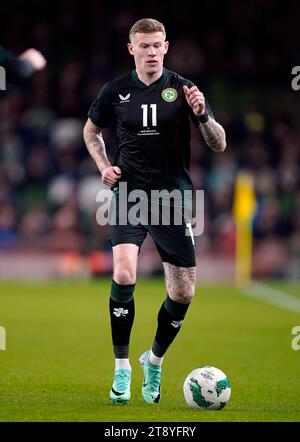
[112, 243, 139, 285]
[110, 222, 147, 284]
[163, 262, 196, 303]
[148, 222, 196, 268]
[109, 203, 147, 284]
[147, 222, 196, 301]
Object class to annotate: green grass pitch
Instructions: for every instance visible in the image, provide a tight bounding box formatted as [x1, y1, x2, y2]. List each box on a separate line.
[0, 278, 299, 422]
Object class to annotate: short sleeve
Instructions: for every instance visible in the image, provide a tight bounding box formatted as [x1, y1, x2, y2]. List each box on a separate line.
[87, 82, 113, 128]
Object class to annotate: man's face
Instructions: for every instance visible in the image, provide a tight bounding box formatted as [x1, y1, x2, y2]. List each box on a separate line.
[128, 32, 169, 75]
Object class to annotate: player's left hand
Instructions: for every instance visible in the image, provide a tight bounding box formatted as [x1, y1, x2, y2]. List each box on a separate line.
[183, 85, 205, 117]
[19, 48, 47, 71]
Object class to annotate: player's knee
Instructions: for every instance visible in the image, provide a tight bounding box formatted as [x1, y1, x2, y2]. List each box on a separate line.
[113, 267, 136, 285]
[171, 284, 195, 304]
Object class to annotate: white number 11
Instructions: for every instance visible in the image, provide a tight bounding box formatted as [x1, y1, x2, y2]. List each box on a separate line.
[141, 104, 157, 127]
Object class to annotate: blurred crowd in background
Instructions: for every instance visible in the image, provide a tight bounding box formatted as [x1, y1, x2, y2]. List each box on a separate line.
[1, 0, 300, 278]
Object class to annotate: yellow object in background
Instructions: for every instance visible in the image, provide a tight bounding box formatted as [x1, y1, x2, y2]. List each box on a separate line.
[233, 171, 256, 287]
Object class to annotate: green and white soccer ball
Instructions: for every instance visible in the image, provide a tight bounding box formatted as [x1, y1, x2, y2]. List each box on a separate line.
[183, 366, 231, 410]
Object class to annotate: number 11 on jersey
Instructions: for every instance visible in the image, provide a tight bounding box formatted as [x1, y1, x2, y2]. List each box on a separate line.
[141, 104, 157, 127]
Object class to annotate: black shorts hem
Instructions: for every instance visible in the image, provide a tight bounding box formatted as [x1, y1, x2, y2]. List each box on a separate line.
[109, 239, 144, 250]
[160, 257, 196, 268]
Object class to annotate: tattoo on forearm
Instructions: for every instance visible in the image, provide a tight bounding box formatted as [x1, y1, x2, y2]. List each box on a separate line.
[163, 263, 196, 303]
[83, 120, 111, 172]
[200, 117, 226, 152]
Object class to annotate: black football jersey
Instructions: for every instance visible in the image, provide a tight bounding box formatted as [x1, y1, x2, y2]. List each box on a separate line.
[88, 68, 214, 192]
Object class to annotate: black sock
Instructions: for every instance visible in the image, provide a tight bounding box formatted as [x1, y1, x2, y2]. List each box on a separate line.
[152, 295, 190, 358]
[109, 280, 135, 359]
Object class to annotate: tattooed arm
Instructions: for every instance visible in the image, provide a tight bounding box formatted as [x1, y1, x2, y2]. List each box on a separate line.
[198, 117, 226, 153]
[183, 85, 226, 153]
[83, 118, 110, 172]
[83, 118, 121, 186]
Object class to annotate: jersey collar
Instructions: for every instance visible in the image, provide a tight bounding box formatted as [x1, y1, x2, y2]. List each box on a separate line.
[131, 68, 166, 88]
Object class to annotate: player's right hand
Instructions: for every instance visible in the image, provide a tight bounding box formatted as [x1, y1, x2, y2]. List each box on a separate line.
[101, 166, 122, 187]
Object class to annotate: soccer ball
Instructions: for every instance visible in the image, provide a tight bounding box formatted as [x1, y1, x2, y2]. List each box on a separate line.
[183, 366, 231, 410]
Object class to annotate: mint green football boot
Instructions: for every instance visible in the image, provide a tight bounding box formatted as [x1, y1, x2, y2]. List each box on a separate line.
[139, 350, 161, 404]
[109, 368, 131, 404]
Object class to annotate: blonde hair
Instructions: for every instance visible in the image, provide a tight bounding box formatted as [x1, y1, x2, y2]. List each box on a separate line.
[129, 18, 166, 42]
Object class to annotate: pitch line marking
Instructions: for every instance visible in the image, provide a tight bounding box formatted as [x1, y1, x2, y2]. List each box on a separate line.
[242, 281, 300, 313]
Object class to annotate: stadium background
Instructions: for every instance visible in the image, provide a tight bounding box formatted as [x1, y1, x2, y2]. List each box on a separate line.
[1, 0, 299, 281]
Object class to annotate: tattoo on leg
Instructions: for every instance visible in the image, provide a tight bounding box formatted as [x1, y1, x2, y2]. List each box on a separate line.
[163, 263, 196, 303]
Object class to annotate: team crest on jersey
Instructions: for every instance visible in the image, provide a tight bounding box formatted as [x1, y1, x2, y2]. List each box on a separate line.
[119, 93, 130, 102]
[161, 88, 178, 102]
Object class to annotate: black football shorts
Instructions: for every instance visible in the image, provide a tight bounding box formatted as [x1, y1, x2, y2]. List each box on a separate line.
[107, 190, 196, 268]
